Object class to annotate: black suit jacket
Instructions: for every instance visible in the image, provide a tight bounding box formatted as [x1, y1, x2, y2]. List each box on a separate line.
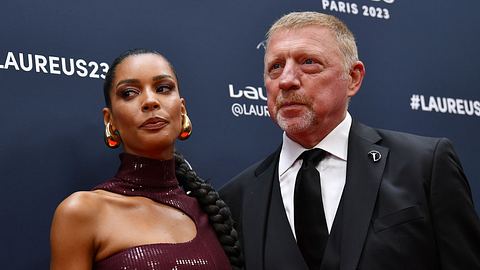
[220, 121, 480, 270]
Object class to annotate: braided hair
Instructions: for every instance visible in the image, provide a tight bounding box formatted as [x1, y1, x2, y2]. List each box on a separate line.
[174, 153, 244, 270]
[103, 49, 243, 268]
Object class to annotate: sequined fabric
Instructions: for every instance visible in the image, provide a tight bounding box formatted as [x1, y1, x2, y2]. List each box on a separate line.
[92, 153, 231, 270]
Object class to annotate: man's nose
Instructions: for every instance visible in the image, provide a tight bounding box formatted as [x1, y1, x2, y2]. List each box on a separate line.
[141, 90, 160, 112]
[278, 62, 300, 91]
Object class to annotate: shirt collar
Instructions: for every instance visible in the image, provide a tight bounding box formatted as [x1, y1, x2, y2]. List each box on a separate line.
[278, 112, 352, 176]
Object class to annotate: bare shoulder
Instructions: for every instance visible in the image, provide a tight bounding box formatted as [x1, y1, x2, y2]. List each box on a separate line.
[56, 191, 102, 213]
[50, 191, 109, 270]
[53, 191, 109, 225]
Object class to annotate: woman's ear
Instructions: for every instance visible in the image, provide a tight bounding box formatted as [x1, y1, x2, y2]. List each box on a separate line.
[180, 98, 186, 115]
[102, 107, 114, 128]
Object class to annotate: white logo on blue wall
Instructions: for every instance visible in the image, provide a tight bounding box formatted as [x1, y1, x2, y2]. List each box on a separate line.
[231, 103, 270, 117]
[371, 0, 394, 4]
[409, 93, 480, 117]
[229, 84, 267, 101]
[228, 84, 269, 118]
[0, 51, 109, 79]
[321, 0, 392, 20]
[256, 41, 266, 50]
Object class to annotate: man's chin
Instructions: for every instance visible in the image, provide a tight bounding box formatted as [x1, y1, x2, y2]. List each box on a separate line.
[276, 118, 310, 134]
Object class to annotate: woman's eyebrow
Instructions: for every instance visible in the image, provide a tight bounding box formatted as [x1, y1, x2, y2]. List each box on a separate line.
[152, 74, 174, 82]
[116, 79, 139, 87]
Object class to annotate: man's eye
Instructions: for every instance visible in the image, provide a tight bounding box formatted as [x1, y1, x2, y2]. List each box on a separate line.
[271, 63, 282, 70]
[304, 58, 314, 64]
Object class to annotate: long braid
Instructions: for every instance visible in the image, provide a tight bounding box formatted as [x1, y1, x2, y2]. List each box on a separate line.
[174, 153, 244, 270]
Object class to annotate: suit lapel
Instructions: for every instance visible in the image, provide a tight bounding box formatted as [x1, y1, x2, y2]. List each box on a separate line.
[243, 147, 281, 270]
[265, 165, 309, 270]
[340, 122, 389, 270]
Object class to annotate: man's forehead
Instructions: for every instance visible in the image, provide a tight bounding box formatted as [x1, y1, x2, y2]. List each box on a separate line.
[265, 27, 339, 56]
[270, 25, 333, 40]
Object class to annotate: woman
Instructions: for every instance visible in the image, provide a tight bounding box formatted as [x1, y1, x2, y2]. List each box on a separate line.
[50, 49, 242, 270]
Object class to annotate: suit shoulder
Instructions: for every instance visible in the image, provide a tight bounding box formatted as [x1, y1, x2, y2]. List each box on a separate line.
[221, 158, 264, 194]
[375, 127, 449, 151]
[220, 148, 279, 195]
[353, 121, 455, 158]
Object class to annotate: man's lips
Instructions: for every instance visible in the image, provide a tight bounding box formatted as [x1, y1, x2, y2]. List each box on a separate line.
[139, 117, 168, 130]
[278, 102, 307, 110]
[276, 102, 309, 117]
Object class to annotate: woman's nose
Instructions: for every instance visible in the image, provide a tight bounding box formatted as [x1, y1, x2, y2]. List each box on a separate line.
[141, 91, 160, 112]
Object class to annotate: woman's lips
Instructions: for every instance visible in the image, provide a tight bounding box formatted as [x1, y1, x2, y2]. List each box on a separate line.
[139, 117, 168, 130]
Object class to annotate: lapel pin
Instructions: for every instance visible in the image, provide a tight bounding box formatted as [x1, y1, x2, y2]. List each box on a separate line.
[368, 150, 381, 162]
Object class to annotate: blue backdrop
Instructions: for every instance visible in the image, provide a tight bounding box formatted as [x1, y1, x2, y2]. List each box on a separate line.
[1, 0, 479, 269]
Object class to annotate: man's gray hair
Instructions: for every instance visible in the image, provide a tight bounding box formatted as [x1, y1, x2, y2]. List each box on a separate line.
[266, 11, 359, 72]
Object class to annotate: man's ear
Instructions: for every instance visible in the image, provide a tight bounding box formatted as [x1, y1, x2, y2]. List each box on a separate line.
[347, 61, 365, 97]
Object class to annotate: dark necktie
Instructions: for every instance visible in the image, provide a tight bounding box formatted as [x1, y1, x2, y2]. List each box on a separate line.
[294, 149, 328, 269]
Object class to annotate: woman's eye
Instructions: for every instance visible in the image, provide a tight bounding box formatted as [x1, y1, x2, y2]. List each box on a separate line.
[121, 88, 138, 98]
[156, 85, 173, 93]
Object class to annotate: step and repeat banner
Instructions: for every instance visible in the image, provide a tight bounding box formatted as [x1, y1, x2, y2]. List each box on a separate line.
[1, 0, 479, 269]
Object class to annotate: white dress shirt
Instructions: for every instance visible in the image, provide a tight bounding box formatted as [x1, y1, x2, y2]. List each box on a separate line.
[278, 113, 352, 237]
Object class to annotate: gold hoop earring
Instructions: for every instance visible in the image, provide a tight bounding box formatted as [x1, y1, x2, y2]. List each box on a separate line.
[104, 122, 121, 148]
[178, 114, 192, 140]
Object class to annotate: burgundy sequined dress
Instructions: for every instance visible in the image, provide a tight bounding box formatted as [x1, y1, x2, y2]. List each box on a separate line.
[92, 153, 231, 270]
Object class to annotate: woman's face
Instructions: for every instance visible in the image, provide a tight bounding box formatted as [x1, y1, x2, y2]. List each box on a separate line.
[103, 53, 184, 160]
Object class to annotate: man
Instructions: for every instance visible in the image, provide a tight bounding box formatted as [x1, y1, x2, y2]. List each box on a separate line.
[220, 11, 480, 270]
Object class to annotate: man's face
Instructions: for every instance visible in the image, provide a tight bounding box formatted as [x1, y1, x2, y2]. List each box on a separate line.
[264, 25, 362, 147]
